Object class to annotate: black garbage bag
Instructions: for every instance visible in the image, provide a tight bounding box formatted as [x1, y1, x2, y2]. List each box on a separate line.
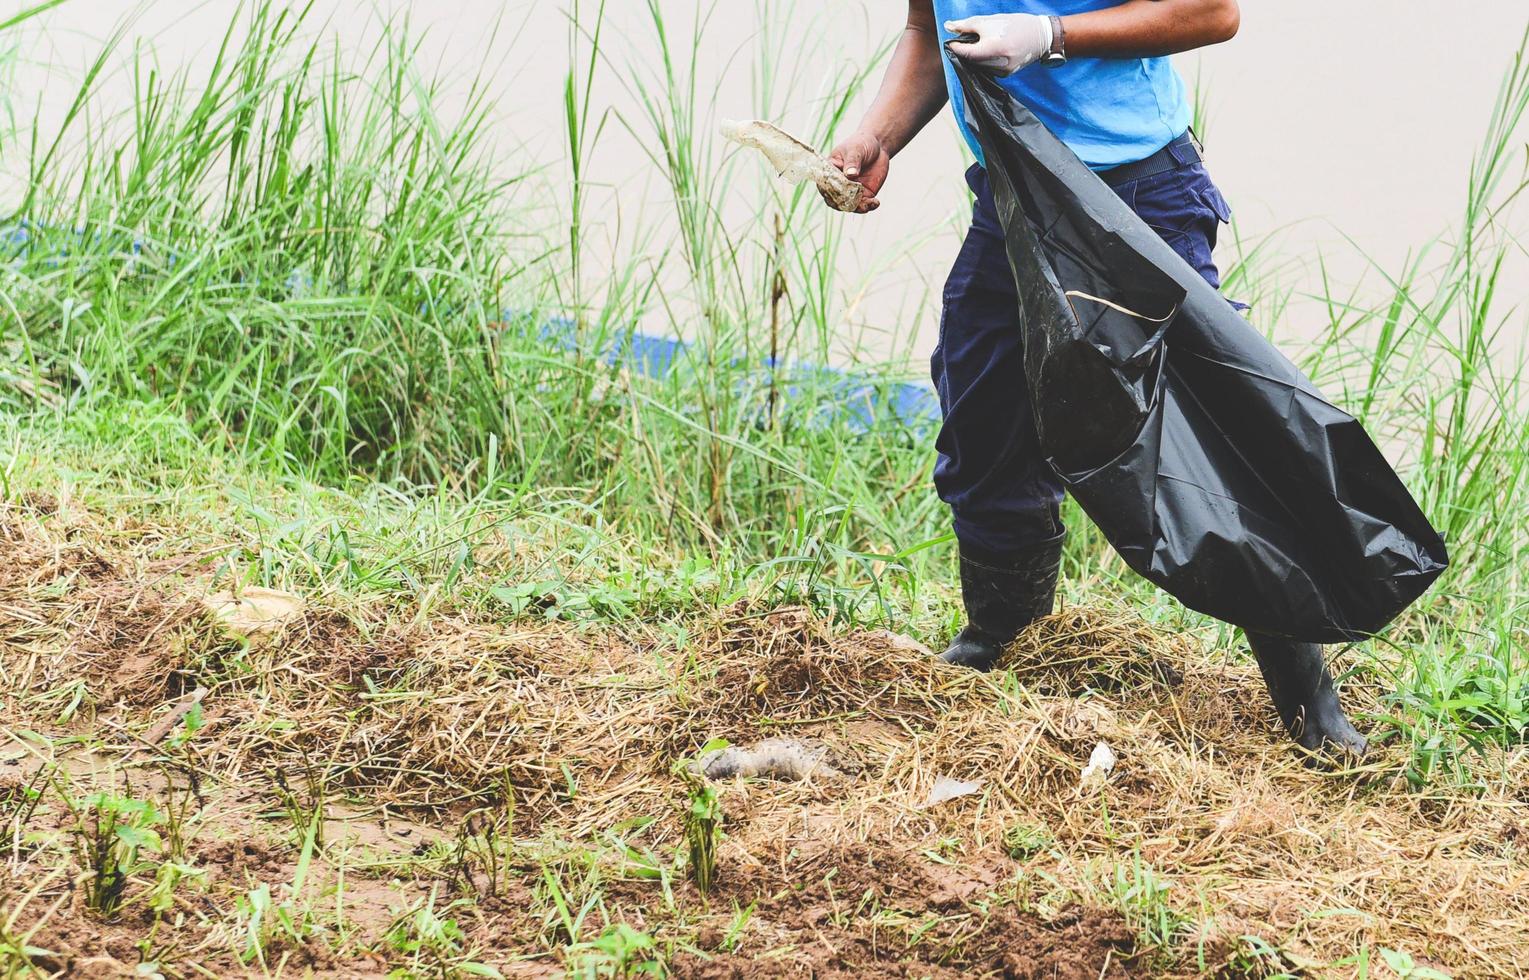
[950, 59, 1448, 643]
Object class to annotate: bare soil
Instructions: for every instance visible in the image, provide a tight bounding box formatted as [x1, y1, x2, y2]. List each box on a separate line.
[1, 499, 1526, 977]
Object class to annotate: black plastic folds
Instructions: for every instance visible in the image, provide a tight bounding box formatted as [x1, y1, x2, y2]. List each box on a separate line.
[951, 60, 1448, 643]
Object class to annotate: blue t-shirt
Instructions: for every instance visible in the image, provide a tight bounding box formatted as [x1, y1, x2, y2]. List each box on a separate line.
[934, 0, 1191, 169]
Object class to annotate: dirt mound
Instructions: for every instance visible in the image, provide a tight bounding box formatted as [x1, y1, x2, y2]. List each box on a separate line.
[709, 607, 964, 722]
[1003, 605, 1188, 694]
[0, 504, 217, 707]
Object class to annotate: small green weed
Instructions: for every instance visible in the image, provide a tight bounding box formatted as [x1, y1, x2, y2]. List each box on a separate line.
[600, 816, 665, 882]
[144, 857, 206, 916]
[1002, 821, 1053, 860]
[1335, 943, 1454, 980]
[676, 742, 725, 896]
[566, 921, 664, 978]
[235, 882, 315, 966]
[719, 901, 755, 953]
[537, 857, 606, 948]
[450, 785, 515, 899]
[166, 701, 207, 751]
[271, 757, 328, 849]
[1, 763, 51, 859]
[1219, 934, 1295, 978]
[63, 790, 165, 917]
[384, 887, 501, 978]
[1375, 947, 1452, 980]
[156, 769, 199, 862]
[1100, 852, 1190, 958]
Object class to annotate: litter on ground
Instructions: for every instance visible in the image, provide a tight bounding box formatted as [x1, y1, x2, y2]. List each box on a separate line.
[1079, 741, 1118, 789]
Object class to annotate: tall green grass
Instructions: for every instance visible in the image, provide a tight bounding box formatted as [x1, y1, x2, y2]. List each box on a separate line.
[8, 4, 521, 480]
[1295, 29, 1529, 781]
[1, 3, 1525, 780]
[3, 3, 940, 576]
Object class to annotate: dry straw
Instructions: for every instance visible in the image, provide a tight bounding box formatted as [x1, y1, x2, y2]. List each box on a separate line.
[2, 498, 1526, 974]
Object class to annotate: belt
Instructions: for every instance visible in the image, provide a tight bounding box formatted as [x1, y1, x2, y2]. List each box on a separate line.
[1096, 131, 1203, 187]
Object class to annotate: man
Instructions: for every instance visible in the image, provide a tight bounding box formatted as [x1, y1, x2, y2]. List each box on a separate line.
[827, 0, 1369, 758]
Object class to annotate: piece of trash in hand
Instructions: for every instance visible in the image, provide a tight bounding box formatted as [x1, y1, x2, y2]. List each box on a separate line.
[720, 119, 865, 212]
[920, 775, 985, 809]
[1079, 741, 1117, 789]
[697, 738, 843, 782]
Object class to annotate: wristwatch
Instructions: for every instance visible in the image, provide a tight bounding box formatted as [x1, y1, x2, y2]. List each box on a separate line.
[1042, 15, 1068, 68]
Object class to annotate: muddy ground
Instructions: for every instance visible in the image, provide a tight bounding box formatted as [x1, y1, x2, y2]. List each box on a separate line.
[1, 496, 1526, 978]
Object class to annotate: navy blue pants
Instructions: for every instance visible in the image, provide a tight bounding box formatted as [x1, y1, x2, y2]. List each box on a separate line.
[932, 148, 1235, 562]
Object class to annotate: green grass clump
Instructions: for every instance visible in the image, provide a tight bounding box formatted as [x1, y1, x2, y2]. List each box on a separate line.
[63, 790, 165, 917]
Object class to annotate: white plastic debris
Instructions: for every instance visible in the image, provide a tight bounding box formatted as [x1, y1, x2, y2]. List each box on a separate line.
[1079, 741, 1118, 789]
[698, 738, 842, 782]
[203, 587, 305, 637]
[867, 629, 935, 659]
[720, 119, 865, 212]
[920, 776, 985, 809]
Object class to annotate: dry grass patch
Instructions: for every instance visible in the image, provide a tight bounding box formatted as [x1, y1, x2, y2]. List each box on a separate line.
[0, 499, 1525, 977]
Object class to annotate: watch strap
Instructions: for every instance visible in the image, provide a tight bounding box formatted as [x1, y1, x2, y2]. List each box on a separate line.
[1045, 15, 1067, 66]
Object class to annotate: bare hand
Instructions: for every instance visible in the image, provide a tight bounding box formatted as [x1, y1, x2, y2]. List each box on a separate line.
[825, 132, 889, 214]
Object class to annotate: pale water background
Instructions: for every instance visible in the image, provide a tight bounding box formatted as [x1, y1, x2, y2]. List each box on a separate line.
[7, 1, 1527, 366]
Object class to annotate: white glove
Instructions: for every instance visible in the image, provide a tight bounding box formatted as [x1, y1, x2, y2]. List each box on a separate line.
[945, 14, 1054, 76]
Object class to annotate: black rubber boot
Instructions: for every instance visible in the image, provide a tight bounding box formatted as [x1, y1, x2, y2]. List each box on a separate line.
[1247, 632, 1369, 761]
[940, 534, 1065, 673]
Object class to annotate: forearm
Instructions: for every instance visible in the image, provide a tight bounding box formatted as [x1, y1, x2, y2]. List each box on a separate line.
[855, 13, 948, 157]
[1063, 0, 1239, 58]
